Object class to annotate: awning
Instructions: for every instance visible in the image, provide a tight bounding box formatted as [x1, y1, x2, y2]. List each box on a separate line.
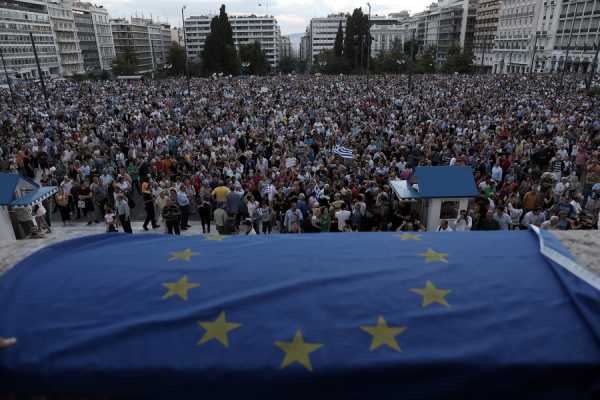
[11, 186, 58, 208]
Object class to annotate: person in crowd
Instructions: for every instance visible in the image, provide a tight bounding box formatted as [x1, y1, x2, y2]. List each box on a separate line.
[213, 205, 228, 235]
[162, 194, 182, 235]
[105, 206, 118, 233]
[493, 206, 513, 231]
[1, 75, 598, 237]
[284, 201, 303, 234]
[454, 210, 472, 232]
[141, 178, 160, 231]
[436, 220, 453, 232]
[116, 192, 132, 234]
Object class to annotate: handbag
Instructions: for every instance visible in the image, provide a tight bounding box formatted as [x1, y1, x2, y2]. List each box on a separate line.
[77, 200, 86, 209]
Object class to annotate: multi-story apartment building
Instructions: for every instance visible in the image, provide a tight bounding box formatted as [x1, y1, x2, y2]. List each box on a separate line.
[493, 0, 538, 73]
[307, 13, 347, 63]
[420, 0, 478, 64]
[544, 0, 600, 74]
[72, 2, 115, 71]
[0, 0, 60, 80]
[183, 15, 211, 61]
[307, 13, 403, 63]
[47, 0, 84, 76]
[230, 15, 281, 67]
[110, 18, 153, 74]
[280, 35, 291, 58]
[473, 0, 501, 72]
[184, 14, 282, 68]
[300, 30, 310, 62]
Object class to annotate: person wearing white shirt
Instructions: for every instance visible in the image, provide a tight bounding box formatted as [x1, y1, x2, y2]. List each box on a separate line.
[491, 163, 503, 182]
[436, 220, 453, 232]
[335, 204, 352, 231]
[453, 210, 472, 231]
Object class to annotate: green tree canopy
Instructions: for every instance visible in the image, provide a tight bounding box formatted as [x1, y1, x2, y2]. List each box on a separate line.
[167, 43, 186, 76]
[343, 8, 369, 71]
[201, 5, 240, 75]
[112, 47, 137, 76]
[442, 43, 474, 74]
[239, 40, 270, 75]
[334, 21, 344, 58]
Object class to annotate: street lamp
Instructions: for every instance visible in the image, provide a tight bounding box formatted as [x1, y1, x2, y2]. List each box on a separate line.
[366, 2, 371, 89]
[181, 5, 190, 95]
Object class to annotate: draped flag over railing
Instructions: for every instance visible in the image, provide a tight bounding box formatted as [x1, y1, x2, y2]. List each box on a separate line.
[333, 144, 353, 159]
[0, 231, 599, 399]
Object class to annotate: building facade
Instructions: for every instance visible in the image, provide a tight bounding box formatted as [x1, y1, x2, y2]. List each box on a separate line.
[473, 0, 501, 72]
[493, 0, 538, 73]
[110, 18, 153, 74]
[47, 0, 84, 76]
[280, 35, 291, 58]
[72, 2, 115, 71]
[0, 0, 60, 80]
[184, 14, 282, 68]
[308, 13, 347, 64]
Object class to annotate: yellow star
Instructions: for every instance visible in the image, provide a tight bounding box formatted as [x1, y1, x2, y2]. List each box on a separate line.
[162, 275, 200, 301]
[169, 248, 199, 262]
[204, 234, 226, 241]
[275, 330, 323, 372]
[418, 248, 448, 263]
[398, 233, 421, 241]
[411, 280, 451, 307]
[360, 316, 407, 352]
[197, 311, 242, 348]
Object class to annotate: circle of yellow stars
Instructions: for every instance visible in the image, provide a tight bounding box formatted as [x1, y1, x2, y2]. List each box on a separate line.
[159, 235, 454, 372]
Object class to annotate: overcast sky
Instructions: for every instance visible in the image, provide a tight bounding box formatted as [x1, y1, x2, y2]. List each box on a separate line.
[101, 0, 425, 35]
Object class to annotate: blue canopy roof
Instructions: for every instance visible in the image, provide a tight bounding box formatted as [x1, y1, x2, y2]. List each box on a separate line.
[0, 173, 20, 206]
[0, 173, 57, 208]
[413, 166, 479, 199]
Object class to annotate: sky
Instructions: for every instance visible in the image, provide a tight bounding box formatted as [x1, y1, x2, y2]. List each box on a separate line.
[101, 0, 426, 35]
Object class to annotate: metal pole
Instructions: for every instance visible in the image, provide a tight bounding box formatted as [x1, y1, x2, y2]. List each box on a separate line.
[480, 39, 486, 73]
[366, 2, 371, 89]
[587, 40, 600, 91]
[0, 46, 15, 107]
[560, 17, 577, 87]
[409, 29, 414, 93]
[181, 5, 190, 96]
[529, 34, 538, 74]
[29, 32, 49, 109]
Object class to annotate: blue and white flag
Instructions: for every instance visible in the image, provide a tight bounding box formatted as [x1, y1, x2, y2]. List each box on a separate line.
[333, 145, 353, 159]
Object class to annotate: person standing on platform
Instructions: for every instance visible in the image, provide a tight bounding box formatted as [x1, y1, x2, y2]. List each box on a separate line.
[162, 193, 182, 235]
[177, 187, 191, 231]
[142, 178, 160, 231]
[116, 193, 133, 234]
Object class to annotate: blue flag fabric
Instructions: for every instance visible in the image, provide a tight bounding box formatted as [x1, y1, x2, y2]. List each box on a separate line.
[1, 231, 599, 399]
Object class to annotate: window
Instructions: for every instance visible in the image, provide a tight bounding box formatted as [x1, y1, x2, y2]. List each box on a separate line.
[440, 201, 460, 220]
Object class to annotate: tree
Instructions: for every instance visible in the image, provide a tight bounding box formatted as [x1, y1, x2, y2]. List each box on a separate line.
[415, 47, 436, 74]
[239, 40, 270, 75]
[167, 43, 186, 76]
[112, 47, 137, 76]
[442, 43, 474, 74]
[334, 21, 344, 57]
[343, 8, 369, 71]
[201, 4, 240, 75]
[278, 56, 296, 73]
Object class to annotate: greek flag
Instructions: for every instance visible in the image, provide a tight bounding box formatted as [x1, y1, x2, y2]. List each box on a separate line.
[333, 145, 354, 159]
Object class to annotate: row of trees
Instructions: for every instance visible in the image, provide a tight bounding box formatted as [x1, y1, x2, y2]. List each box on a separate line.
[316, 6, 475, 75]
[110, 4, 475, 79]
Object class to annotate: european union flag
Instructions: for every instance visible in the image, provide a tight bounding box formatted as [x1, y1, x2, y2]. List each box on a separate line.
[0, 230, 599, 399]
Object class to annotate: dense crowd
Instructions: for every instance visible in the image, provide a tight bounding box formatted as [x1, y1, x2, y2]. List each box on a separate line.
[1, 74, 600, 236]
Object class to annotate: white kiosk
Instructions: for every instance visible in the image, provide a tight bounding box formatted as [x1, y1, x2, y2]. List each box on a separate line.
[0, 173, 58, 241]
[390, 166, 479, 232]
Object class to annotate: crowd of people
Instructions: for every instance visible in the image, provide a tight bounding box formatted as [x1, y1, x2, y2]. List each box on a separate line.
[1, 74, 600, 237]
